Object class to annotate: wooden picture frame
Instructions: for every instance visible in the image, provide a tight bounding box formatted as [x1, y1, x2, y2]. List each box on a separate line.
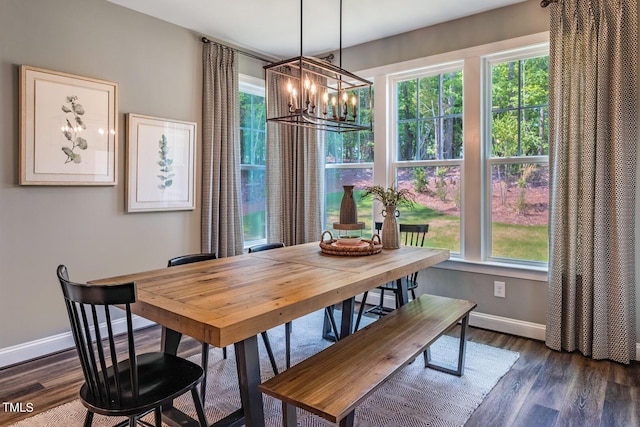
[126, 114, 196, 212]
[19, 65, 118, 185]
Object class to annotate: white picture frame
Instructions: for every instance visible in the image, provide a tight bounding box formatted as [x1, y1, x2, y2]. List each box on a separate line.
[19, 65, 118, 185]
[126, 114, 196, 212]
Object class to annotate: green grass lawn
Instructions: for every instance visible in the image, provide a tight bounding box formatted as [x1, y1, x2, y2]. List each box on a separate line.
[492, 222, 548, 262]
[325, 190, 548, 262]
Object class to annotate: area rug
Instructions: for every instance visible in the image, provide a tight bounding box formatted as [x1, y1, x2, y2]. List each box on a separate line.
[10, 310, 519, 427]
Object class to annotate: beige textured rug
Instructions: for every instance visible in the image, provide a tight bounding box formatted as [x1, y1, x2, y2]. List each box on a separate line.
[10, 310, 519, 427]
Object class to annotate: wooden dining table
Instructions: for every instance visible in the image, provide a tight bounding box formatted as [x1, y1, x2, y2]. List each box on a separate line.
[90, 241, 449, 427]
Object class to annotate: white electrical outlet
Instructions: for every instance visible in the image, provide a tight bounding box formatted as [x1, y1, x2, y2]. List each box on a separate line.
[494, 281, 506, 298]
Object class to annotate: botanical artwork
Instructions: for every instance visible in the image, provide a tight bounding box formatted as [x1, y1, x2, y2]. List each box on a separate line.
[127, 114, 195, 212]
[60, 96, 88, 164]
[157, 135, 174, 190]
[19, 66, 118, 185]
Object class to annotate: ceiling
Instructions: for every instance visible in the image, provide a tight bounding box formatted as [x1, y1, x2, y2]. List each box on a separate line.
[106, 0, 526, 59]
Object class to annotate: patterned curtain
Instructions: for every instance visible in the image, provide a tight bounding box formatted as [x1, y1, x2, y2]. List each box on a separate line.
[266, 73, 325, 246]
[546, 0, 638, 363]
[201, 43, 244, 257]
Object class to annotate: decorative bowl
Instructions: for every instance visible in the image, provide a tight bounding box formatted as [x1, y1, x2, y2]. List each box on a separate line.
[336, 235, 362, 246]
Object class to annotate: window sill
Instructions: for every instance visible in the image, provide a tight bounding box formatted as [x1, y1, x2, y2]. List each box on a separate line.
[433, 257, 548, 282]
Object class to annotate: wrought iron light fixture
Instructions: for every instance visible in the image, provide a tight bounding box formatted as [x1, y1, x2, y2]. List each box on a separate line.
[264, 0, 373, 133]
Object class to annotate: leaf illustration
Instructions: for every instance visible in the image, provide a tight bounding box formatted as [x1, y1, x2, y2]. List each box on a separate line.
[72, 103, 85, 115]
[61, 95, 88, 164]
[75, 116, 86, 129]
[157, 134, 174, 190]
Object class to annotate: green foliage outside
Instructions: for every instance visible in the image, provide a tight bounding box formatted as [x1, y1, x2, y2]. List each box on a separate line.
[397, 71, 463, 161]
[243, 210, 266, 241]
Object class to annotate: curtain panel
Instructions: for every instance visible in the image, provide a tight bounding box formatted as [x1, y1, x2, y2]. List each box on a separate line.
[201, 43, 244, 257]
[546, 0, 638, 363]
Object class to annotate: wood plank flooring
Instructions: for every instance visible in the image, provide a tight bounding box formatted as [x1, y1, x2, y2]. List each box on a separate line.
[0, 324, 638, 426]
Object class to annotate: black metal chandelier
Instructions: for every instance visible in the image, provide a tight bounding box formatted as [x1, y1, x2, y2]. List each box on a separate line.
[264, 0, 373, 133]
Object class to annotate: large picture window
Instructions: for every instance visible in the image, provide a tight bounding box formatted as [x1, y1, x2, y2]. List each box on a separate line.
[393, 65, 463, 253]
[485, 49, 549, 263]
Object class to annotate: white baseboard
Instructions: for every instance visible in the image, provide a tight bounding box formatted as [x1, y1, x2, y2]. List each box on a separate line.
[0, 315, 155, 369]
[469, 311, 546, 341]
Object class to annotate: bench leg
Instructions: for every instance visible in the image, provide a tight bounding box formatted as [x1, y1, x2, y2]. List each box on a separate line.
[282, 403, 297, 427]
[423, 313, 470, 376]
[339, 411, 355, 427]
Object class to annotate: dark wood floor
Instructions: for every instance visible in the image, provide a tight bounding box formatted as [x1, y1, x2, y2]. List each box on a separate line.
[1, 324, 638, 426]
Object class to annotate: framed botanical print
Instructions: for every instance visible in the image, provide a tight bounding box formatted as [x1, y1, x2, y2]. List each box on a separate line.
[126, 114, 196, 212]
[19, 65, 118, 185]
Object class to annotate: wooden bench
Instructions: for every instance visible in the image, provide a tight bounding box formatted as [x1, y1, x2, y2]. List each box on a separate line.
[259, 294, 477, 427]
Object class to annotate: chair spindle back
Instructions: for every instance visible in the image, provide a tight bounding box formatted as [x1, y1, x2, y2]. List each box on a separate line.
[57, 265, 138, 406]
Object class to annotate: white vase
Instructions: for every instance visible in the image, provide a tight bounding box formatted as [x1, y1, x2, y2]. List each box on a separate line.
[381, 205, 400, 249]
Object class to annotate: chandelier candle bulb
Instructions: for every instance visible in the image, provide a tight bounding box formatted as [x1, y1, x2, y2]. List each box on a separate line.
[342, 92, 348, 118]
[323, 92, 328, 115]
[351, 95, 357, 119]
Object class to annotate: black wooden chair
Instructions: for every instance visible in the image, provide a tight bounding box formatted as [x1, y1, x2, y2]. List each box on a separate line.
[167, 252, 280, 405]
[355, 223, 429, 330]
[57, 265, 208, 427]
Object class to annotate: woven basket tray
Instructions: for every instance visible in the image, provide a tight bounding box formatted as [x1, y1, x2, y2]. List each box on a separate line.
[319, 230, 383, 256]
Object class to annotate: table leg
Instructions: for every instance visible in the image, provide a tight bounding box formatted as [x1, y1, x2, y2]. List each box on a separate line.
[234, 335, 265, 427]
[396, 278, 409, 306]
[340, 297, 355, 339]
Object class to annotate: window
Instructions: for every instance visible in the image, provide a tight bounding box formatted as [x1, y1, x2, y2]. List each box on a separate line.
[325, 87, 375, 235]
[240, 77, 267, 246]
[485, 49, 549, 263]
[392, 65, 464, 253]
[370, 33, 549, 272]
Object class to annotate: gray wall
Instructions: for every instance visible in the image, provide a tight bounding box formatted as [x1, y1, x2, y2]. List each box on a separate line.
[1, 0, 637, 359]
